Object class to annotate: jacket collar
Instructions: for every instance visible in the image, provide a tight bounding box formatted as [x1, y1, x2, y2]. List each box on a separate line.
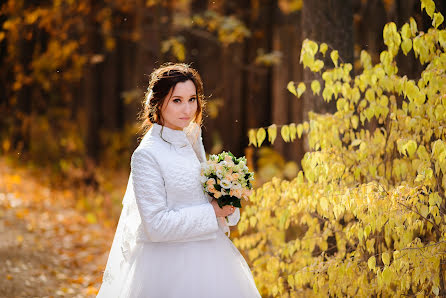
[149, 123, 198, 147]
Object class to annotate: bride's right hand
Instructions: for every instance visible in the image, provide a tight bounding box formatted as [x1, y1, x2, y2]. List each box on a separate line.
[211, 199, 235, 217]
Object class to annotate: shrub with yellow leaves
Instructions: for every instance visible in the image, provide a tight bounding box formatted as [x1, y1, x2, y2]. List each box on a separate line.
[240, 1, 446, 296]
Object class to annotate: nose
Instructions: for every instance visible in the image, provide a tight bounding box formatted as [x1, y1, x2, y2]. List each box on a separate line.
[183, 101, 195, 115]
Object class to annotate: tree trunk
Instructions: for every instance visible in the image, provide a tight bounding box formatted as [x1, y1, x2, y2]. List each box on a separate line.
[301, 0, 353, 150]
[83, 4, 103, 161]
[272, 10, 304, 163]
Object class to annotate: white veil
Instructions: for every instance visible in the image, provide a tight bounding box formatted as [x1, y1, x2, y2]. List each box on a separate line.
[96, 173, 141, 297]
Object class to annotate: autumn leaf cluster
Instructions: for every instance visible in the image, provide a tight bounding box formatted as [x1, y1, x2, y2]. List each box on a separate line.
[238, 1, 446, 296]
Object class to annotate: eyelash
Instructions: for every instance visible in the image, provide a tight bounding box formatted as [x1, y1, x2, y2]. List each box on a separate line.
[173, 98, 196, 103]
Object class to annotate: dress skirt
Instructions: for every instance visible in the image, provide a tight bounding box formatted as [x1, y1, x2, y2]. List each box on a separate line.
[118, 229, 261, 298]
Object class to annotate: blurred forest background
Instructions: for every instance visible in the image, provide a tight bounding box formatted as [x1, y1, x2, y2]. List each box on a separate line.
[0, 0, 445, 296]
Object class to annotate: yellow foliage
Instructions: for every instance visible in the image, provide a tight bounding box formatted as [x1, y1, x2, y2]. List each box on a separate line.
[242, 2, 446, 296]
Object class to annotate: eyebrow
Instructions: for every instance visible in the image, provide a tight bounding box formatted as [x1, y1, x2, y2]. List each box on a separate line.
[171, 94, 197, 98]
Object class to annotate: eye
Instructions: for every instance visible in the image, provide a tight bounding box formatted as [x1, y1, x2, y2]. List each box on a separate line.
[173, 98, 181, 103]
[189, 97, 197, 102]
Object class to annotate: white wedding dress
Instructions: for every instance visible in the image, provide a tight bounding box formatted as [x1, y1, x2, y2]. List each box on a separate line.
[97, 123, 261, 298]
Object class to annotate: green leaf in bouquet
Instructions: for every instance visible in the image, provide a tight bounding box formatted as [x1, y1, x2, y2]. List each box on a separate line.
[232, 198, 242, 208]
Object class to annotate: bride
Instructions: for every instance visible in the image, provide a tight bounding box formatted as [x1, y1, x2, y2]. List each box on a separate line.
[97, 63, 261, 297]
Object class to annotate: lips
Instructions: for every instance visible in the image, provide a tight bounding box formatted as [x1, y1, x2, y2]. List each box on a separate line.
[180, 117, 190, 120]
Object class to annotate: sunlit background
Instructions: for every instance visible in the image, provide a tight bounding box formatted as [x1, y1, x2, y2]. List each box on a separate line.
[1, 0, 445, 296]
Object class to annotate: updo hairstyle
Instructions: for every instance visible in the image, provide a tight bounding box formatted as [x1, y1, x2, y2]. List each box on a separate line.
[139, 63, 205, 136]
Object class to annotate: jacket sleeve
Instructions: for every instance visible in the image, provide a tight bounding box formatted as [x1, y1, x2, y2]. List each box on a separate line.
[131, 148, 219, 242]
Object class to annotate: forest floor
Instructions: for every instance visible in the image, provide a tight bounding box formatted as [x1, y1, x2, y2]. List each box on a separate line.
[0, 158, 117, 297]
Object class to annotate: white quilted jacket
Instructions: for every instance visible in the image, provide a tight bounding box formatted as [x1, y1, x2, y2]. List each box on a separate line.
[131, 123, 240, 243]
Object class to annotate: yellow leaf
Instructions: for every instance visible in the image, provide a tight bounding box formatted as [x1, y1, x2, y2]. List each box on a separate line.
[281, 125, 290, 142]
[289, 123, 297, 141]
[248, 129, 257, 147]
[16, 235, 24, 244]
[401, 23, 411, 39]
[320, 197, 328, 211]
[287, 81, 297, 96]
[287, 274, 295, 289]
[439, 31, 446, 49]
[351, 115, 359, 129]
[330, 50, 339, 67]
[382, 266, 392, 284]
[267, 124, 277, 144]
[256, 128, 266, 147]
[319, 43, 328, 56]
[249, 216, 257, 227]
[311, 59, 324, 72]
[401, 39, 412, 55]
[433, 286, 440, 296]
[382, 252, 390, 266]
[311, 80, 321, 95]
[305, 39, 318, 55]
[86, 286, 98, 295]
[297, 82, 306, 98]
[410, 17, 418, 35]
[420, 204, 429, 218]
[368, 256, 376, 270]
[433, 12, 444, 28]
[297, 124, 303, 138]
[86, 212, 97, 224]
[421, 0, 435, 18]
[406, 140, 417, 157]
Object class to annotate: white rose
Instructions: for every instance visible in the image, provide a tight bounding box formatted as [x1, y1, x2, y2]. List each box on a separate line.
[232, 181, 242, 190]
[220, 179, 232, 189]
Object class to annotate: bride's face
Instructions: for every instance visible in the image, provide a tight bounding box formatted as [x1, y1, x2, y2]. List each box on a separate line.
[160, 80, 198, 130]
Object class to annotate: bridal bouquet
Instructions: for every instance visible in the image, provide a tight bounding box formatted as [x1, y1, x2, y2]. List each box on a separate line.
[200, 151, 254, 209]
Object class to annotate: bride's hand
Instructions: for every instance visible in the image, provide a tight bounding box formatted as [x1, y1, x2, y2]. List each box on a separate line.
[211, 199, 235, 217]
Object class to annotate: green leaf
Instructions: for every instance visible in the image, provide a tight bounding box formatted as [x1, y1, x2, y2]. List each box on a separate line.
[256, 127, 266, 147]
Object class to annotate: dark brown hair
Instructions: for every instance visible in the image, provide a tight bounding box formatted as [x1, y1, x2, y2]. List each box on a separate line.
[139, 63, 205, 136]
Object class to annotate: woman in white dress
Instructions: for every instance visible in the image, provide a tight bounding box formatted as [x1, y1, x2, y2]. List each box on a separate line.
[97, 63, 261, 298]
